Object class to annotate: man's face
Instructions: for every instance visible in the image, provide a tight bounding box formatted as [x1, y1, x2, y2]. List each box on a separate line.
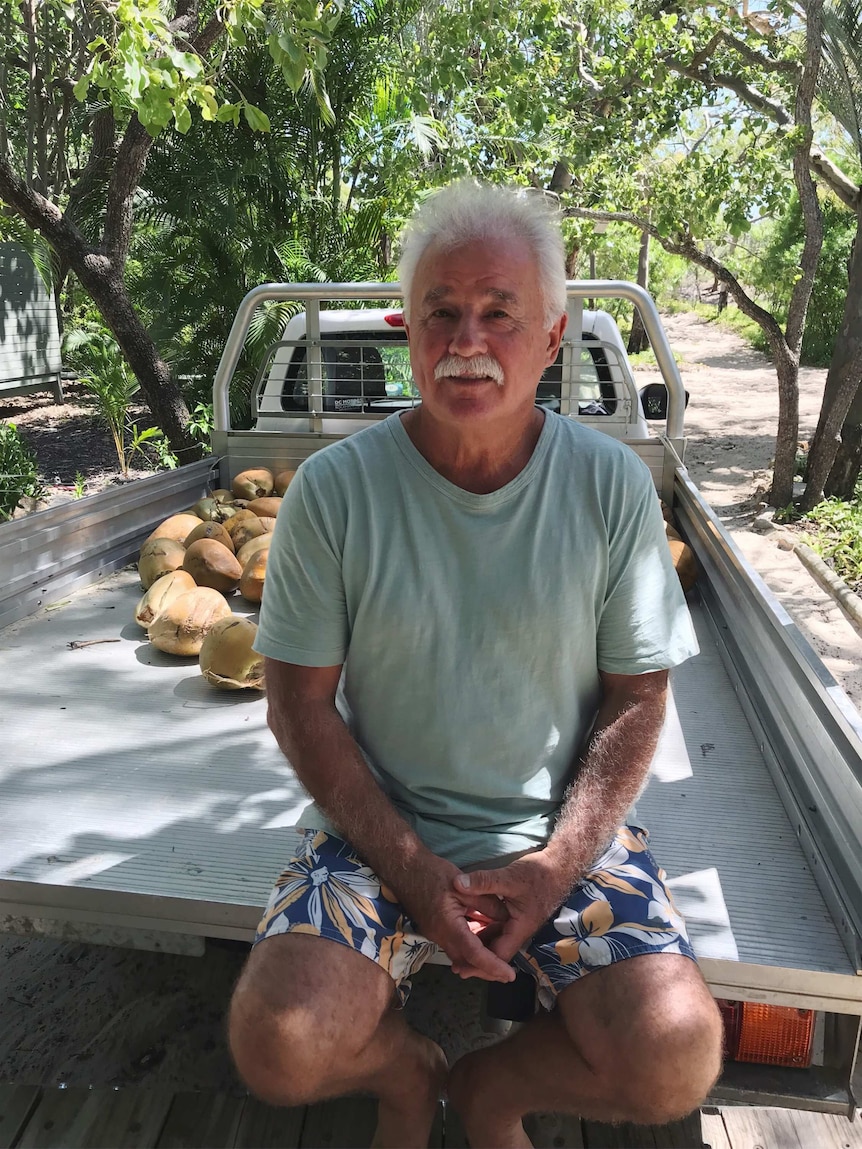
[405, 236, 566, 428]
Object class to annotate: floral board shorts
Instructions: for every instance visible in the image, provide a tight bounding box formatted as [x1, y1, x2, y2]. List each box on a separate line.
[254, 824, 697, 1010]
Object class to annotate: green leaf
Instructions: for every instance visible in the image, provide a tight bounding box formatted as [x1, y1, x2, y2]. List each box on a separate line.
[243, 103, 271, 132]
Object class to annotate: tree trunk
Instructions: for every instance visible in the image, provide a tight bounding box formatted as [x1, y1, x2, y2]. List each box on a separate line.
[801, 212, 862, 509]
[627, 227, 650, 354]
[74, 254, 201, 463]
[824, 415, 862, 499]
[771, 342, 801, 509]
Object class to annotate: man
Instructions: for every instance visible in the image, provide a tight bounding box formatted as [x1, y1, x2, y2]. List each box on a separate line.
[228, 180, 723, 1149]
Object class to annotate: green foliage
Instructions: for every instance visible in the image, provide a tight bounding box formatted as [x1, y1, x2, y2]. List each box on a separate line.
[0, 422, 44, 520]
[63, 325, 172, 476]
[71, 0, 345, 136]
[802, 495, 862, 586]
[65, 326, 140, 476]
[738, 194, 856, 365]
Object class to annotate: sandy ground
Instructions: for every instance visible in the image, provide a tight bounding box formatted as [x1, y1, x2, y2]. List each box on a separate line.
[2, 311, 862, 1095]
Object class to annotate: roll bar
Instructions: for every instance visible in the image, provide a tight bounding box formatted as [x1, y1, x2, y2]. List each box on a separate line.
[211, 280, 686, 439]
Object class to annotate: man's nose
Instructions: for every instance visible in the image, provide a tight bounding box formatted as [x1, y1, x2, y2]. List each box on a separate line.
[448, 313, 487, 357]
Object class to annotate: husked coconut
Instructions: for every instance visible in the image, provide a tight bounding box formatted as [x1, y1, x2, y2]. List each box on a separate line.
[245, 496, 282, 519]
[183, 538, 243, 592]
[275, 469, 296, 495]
[192, 497, 221, 521]
[138, 539, 186, 589]
[145, 513, 201, 544]
[148, 587, 233, 655]
[222, 509, 259, 540]
[668, 538, 698, 591]
[236, 532, 272, 567]
[135, 570, 196, 628]
[232, 468, 274, 500]
[199, 617, 265, 690]
[185, 520, 235, 552]
[230, 517, 266, 552]
[240, 549, 268, 602]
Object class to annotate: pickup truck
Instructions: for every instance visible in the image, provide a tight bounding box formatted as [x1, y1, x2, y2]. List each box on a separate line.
[2, 282, 861, 1117]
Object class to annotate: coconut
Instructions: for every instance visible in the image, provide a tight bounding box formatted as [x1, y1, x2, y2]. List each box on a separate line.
[230, 516, 267, 552]
[211, 488, 236, 504]
[134, 570, 196, 629]
[145, 513, 201, 544]
[245, 496, 282, 519]
[275, 469, 296, 496]
[138, 539, 187, 589]
[240, 549, 269, 603]
[185, 520, 235, 553]
[668, 538, 698, 591]
[199, 617, 265, 690]
[258, 516, 277, 533]
[236, 532, 273, 567]
[192, 497, 222, 522]
[148, 587, 233, 656]
[222, 509, 259, 540]
[232, 468, 274, 500]
[183, 538, 243, 593]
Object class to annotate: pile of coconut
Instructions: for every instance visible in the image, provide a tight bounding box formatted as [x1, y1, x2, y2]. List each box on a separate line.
[134, 467, 293, 691]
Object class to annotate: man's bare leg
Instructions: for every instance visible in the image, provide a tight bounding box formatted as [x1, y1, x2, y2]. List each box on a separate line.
[447, 954, 723, 1149]
[228, 934, 446, 1149]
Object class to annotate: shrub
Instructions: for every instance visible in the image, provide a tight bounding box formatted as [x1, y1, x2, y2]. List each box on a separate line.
[0, 421, 44, 520]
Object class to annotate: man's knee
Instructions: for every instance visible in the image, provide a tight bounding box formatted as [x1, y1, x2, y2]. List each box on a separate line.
[589, 988, 723, 1125]
[617, 994, 723, 1124]
[560, 957, 724, 1125]
[227, 934, 394, 1106]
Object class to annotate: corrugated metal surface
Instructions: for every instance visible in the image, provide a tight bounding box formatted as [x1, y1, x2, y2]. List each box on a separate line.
[640, 604, 853, 980]
[0, 572, 858, 1000]
[0, 242, 61, 396]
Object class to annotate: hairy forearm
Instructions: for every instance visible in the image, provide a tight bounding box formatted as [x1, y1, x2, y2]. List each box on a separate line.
[268, 690, 436, 895]
[544, 672, 668, 889]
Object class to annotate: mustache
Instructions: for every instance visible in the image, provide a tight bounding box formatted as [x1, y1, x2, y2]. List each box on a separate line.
[434, 355, 505, 386]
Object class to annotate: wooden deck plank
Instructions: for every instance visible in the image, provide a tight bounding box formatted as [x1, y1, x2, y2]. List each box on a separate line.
[582, 1120, 658, 1147]
[232, 1097, 306, 1148]
[60, 1089, 174, 1149]
[299, 1096, 377, 1148]
[524, 1112, 585, 1146]
[441, 1102, 468, 1148]
[16, 1089, 92, 1149]
[0, 1085, 41, 1149]
[155, 1092, 246, 1149]
[700, 1111, 731, 1149]
[717, 1106, 804, 1149]
[583, 1114, 705, 1148]
[720, 1106, 862, 1149]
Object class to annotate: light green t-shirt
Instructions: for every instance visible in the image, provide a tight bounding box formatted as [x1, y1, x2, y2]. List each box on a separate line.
[255, 410, 698, 867]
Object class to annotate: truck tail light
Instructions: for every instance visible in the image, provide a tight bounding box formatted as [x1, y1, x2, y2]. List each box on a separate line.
[717, 999, 814, 1068]
[384, 312, 405, 326]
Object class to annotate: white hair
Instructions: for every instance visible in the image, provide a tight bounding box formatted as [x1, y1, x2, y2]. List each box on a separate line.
[397, 180, 567, 328]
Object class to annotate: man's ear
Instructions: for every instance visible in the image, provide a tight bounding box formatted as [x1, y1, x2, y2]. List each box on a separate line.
[545, 311, 567, 365]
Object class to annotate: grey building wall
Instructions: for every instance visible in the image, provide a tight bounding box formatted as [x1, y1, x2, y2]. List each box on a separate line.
[0, 242, 63, 402]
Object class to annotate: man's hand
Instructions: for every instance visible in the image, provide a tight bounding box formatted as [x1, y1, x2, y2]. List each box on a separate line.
[397, 858, 516, 983]
[451, 850, 573, 968]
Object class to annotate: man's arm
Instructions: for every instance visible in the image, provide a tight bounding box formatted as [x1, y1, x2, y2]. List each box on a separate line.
[453, 669, 668, 965]
[264, 656, 514, 982]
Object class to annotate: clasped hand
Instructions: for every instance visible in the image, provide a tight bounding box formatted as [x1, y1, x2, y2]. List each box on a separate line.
[400, 851, 570, 983]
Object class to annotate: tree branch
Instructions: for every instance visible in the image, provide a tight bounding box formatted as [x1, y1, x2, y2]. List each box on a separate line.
[664, 55, 792, 125]
[101, 115, 153, 261]
[561, 205, 787, 354]
[0, 155, 93, 265]
[717, 31, 801, 76]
